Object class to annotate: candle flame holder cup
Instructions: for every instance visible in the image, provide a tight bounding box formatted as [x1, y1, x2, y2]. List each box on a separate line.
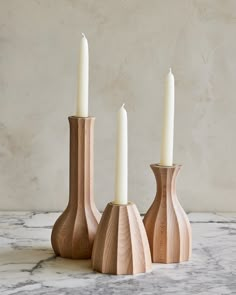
[51, 116, 101, 259]
[143, 164, 191, 263]
[92, 202, 152, 275]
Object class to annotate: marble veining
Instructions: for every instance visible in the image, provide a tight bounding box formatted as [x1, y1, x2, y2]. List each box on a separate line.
[0, 212, 235, 294]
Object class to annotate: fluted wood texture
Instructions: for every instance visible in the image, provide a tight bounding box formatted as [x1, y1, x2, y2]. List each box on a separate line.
[51, 116, 101, 259]
[143, 164, 191, 263]
[92, 202, 152, 275]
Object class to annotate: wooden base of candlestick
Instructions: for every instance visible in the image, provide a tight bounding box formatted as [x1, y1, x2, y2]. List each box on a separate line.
[143, 164, 191, 264]
[92, 202, 152, 275]
[51, 116, 101, 259]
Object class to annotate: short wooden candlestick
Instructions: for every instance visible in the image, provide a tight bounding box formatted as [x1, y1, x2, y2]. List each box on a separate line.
[92, 202, 152, 275]
[51, 116, 101, 259]
[143, 164, 191, 263]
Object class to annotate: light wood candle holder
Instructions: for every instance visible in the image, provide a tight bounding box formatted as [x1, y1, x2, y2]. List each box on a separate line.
[92, 202, 152, 275]
[143, 164, 191, 263]
[51, 116, 101, 259]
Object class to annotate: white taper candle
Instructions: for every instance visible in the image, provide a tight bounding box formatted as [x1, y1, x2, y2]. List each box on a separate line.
[76, 33, 89, 117]
[160, 69, 175, 166]
[114, 104, 128, 205]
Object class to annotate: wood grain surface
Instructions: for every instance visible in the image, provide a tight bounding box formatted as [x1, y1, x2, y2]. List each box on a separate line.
[143, 164, 191, 263]
[51, 116, 101, 259]
[92, 202, 152, 275]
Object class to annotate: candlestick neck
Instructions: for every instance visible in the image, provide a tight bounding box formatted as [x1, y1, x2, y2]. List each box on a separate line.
[150, 164, 181, 201]
[68, 116, 95, 207]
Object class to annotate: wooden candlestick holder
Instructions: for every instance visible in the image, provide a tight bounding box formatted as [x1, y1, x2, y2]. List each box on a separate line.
[143, 164, 191, 263]
[51, 116, 101, 259]
[92, 202, 152, 275]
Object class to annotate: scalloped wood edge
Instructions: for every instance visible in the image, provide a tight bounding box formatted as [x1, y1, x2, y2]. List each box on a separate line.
[51, 116, 101, 259]
[92, 202, 152, 274]
[143, 164, 192, 263]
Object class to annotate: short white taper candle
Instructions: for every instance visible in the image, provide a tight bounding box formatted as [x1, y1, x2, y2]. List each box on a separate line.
[160, 69, 175, 166]
[114, 104, 128, 205]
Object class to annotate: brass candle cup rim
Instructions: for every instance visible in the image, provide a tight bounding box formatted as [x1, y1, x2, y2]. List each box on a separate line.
[151, 163, 182, 169]
[110, 201, 133, 207]
[69, 115, 95, 120]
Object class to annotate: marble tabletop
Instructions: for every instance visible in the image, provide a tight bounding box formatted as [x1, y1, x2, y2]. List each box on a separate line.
[0, 212, 235, 295]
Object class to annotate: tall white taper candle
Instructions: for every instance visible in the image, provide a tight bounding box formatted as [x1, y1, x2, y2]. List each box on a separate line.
[114, 104, 128, 205]
[160, 69, 175, 166]
[76, 33, 89, 117]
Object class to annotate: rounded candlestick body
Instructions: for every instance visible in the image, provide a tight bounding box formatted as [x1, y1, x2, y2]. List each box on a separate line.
[51, 116, 101, 259]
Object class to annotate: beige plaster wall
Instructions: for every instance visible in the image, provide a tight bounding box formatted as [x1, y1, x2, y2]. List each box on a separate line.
[0, 0, 236, 212]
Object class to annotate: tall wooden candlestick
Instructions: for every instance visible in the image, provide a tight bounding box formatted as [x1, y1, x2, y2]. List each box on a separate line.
[51, 116, 101, 259]
[143, 164, 191, 263]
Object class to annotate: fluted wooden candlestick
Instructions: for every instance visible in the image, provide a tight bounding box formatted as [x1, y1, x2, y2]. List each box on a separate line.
[92, 202, 152, 275]
[143, 164, 191, 263]
[51, 116, 101, 259]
